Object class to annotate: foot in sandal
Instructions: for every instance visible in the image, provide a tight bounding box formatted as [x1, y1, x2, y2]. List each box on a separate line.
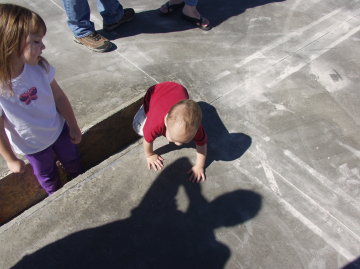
[159, 1, 185, 15]
[181, 4, 211, 30]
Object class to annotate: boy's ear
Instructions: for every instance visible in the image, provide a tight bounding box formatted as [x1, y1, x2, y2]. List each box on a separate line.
[164, 114, 168, 127]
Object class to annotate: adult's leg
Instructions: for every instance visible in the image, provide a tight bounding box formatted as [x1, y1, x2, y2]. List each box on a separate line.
[99, 0, 135, 32]
[62, 0, 95, 38]
[184, 0, 198, 6]
[159, 0, 185, 14]
[26, 149, 60, 195]
[97, 0, 123, 25]
[159, 0, 210, 29]
[159, 0, 197, 12]
[52, 125, 82, 179]
[182, 0, 210, 30]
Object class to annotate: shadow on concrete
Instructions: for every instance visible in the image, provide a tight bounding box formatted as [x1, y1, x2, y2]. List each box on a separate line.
[156, 101, 252, 168]
[13, 158, 262, 269]
[342, 257, 360, 269]
[99, 0, 285, 39]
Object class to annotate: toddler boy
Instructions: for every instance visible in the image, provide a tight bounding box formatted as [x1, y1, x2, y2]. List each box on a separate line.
[133, 82, 207, 182]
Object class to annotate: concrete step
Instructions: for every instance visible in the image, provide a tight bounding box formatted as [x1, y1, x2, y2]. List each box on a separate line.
[0, 96, 142, 225]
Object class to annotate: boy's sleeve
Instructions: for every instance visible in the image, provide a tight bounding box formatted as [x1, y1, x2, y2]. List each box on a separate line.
[143, 131, 155, 144]
[193, 125, 207, 146]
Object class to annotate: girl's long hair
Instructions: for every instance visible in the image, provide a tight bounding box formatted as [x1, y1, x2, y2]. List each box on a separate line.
[0, 4, 47, 94]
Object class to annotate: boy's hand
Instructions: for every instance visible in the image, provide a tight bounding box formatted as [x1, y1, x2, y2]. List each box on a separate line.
[69, 125, 82, 144]
[187, 165, 206, 183]
[7, 159, 25, 173]
[146, 154, 164, 171]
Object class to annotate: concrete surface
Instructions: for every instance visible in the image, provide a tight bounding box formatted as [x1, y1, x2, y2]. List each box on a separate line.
[1, 0, 360, 268]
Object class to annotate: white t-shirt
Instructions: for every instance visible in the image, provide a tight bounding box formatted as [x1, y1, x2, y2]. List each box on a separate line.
[0, 63, 65, 155]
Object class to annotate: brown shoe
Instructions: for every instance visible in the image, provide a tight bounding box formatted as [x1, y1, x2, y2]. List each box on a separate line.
[74, 32, 112, 52]
[103, 8, 135, 32]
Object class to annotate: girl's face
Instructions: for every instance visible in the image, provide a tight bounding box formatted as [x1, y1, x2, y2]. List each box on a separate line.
[21, 32, 46, 65]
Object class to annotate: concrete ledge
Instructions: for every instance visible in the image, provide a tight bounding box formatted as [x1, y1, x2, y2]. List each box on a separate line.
[0, 96, 143, 225]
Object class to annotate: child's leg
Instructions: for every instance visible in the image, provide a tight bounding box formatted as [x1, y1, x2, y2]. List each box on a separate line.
[132, 105, 147, 136]
[52, 124, 82, 179]
[25, 149, 60, 195]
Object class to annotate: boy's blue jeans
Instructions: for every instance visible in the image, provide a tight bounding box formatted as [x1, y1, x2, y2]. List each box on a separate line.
[61, 0, 124, 38]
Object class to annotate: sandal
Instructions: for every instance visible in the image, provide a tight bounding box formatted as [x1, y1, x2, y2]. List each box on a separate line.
[181, 13, 212, 31]
[159, 1, 185, 15]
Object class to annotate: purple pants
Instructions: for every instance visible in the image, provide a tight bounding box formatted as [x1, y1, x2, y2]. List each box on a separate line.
[25, 124, 82, 195]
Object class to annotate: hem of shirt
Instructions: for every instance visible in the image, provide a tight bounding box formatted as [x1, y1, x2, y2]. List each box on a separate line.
[14, 120, 66, 156]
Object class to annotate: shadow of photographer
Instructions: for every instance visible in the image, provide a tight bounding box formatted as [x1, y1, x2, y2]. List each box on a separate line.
[13, 158, 262, 269]
[342, 257, 360, 269]
[99, 0, 286, 40]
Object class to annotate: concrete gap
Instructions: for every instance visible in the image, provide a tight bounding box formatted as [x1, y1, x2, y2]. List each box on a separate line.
[0, 97, 143, 226]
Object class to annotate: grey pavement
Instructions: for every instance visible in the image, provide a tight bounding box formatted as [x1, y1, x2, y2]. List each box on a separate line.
[1, 0, 360, 268]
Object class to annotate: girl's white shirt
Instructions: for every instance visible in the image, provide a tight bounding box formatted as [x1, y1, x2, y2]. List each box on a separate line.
[0, 63, 64, 155]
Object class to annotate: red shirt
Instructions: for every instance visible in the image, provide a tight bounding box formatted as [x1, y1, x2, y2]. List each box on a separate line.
[143, 82, 207, 146]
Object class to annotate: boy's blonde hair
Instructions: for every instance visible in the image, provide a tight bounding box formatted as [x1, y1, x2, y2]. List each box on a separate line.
[0, 4, 47, 93]
[167, 99, 202, 138]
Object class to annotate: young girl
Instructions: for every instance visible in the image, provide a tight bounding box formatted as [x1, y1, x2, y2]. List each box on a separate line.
[0, 4, 82, 195]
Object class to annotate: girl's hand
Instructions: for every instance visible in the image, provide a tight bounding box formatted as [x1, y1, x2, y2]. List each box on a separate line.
[69, 125, 82, 144]
[187, 165, 206, 183]
[7, 159, 25, 173]
[146, 154, 164, 171]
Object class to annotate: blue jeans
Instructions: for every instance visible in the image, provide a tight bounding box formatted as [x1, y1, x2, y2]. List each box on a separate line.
[185, 0, 198, 6]
[62, 0, 124, 37]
